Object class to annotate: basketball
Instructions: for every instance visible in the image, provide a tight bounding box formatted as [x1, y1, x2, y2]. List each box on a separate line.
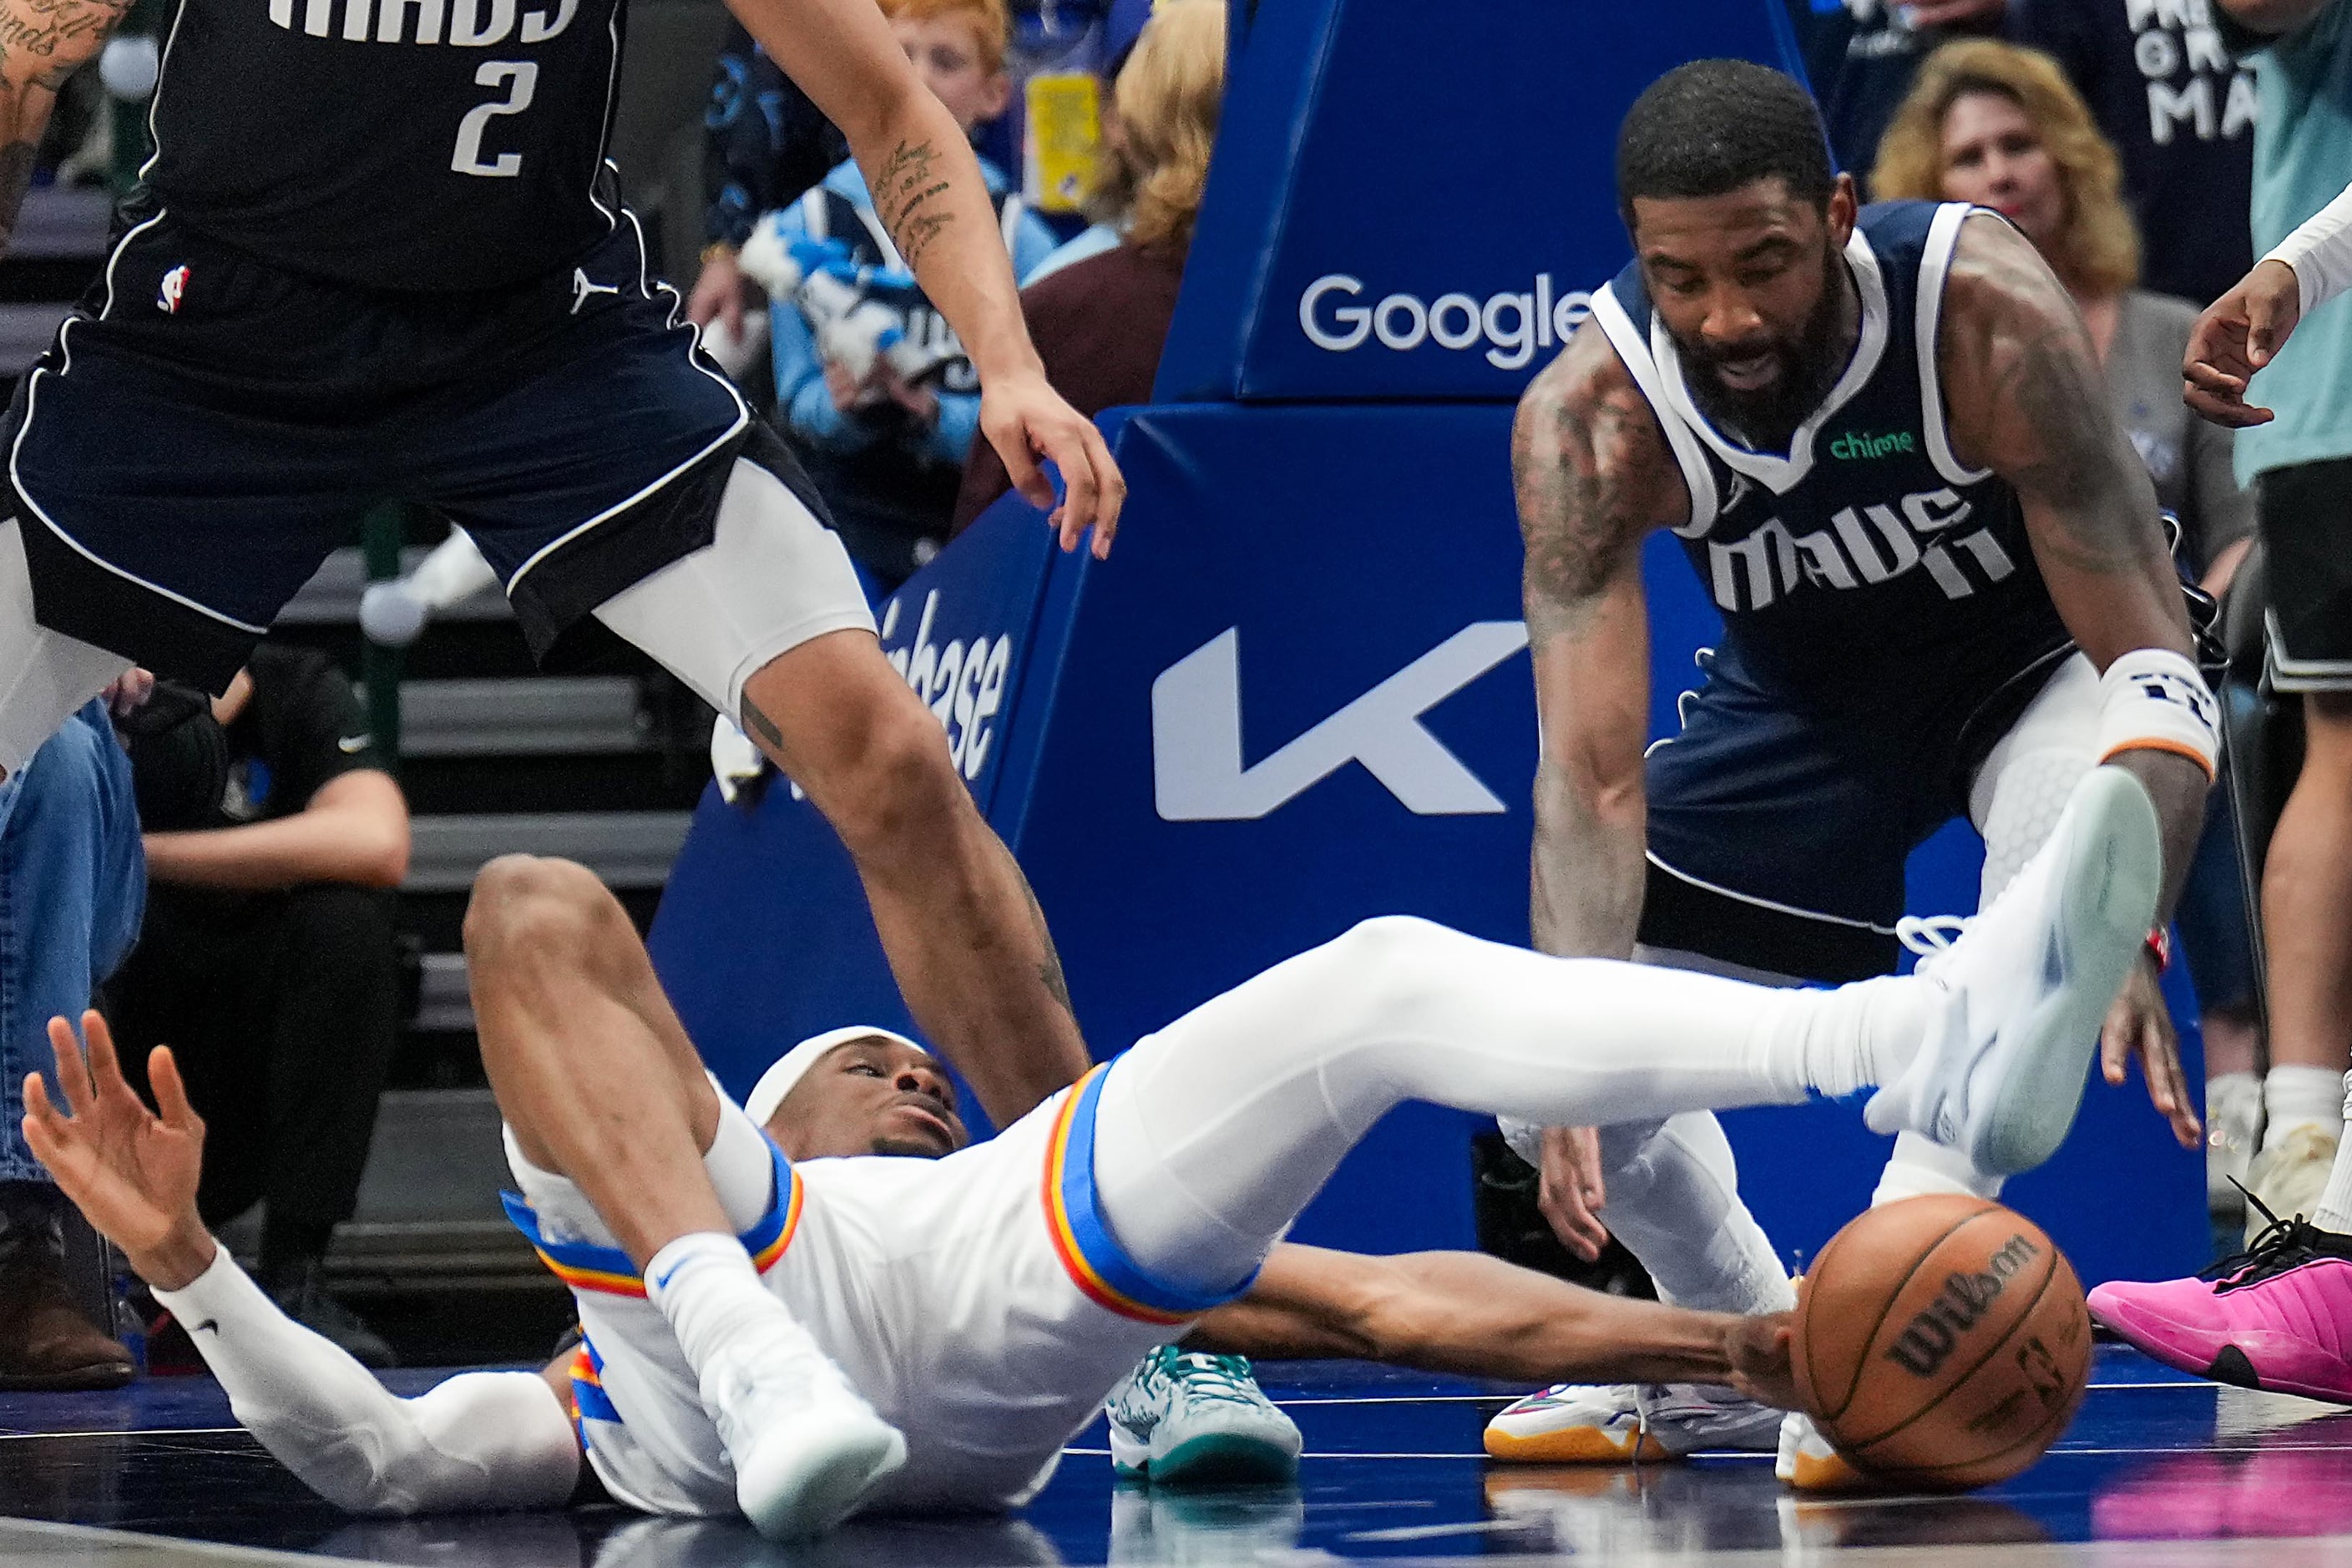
[1792, 1196, 2092, 1490]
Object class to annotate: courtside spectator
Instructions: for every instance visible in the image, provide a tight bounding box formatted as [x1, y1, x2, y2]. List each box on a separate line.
[2009, 0, 2258, 305]
[953, 0, 1224, 530]
[1787, 0, 2007, 191]
[2206, 0, 2352, 1228]
[757, 0, 1060, 584]
[684, 28, 849, 345]
[1874, 40, 2265, 1219]
[1024, 0, 1158, 285]
[0, 694, 146, 1388]
[109, 648, 409, 1366]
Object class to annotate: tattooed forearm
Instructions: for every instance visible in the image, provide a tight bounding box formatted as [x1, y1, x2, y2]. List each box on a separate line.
[1515, 351, 1663, 645]
[871, 137, 955, 272]
[0, 0, 129, 257]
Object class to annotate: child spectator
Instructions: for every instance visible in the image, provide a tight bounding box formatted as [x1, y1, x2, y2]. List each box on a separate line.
[754, 0, 1060, 585]
[953, 0, 1224, 530]
[109, 647, 410, 1367]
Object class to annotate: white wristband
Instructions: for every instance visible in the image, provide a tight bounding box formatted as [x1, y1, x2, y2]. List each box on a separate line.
[2095, 648, 2219, 781]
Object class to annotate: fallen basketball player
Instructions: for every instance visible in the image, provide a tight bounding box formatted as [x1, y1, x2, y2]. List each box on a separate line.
[23, 769, 2161, 1539]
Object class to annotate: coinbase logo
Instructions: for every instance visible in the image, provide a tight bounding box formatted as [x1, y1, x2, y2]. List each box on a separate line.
[1298, 274, 1592, 371]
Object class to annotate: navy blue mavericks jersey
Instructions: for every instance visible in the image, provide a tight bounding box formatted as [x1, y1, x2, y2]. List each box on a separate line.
[1592, 200, 2072, 726]
[142, 0, 630, 291]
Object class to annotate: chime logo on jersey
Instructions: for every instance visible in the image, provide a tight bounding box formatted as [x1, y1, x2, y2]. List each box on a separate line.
[1707, 484, 2019, 613]
[157, 266, 189, 315]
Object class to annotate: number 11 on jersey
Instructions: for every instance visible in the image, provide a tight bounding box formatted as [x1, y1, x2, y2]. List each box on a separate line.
[453, 61, 539, 178]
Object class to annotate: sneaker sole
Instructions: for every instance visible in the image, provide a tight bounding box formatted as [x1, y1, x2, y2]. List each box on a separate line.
[1482, 1423, 1672, 1464]
[1146, 1432, 1302, 1486]
[736, 1423, 907, 1540]
[1970, 769, 2162, 1178]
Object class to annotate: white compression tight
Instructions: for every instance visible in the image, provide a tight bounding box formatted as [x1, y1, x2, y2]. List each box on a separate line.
[0, 518, 130, 777]
[1086, 915, 1925, 1296]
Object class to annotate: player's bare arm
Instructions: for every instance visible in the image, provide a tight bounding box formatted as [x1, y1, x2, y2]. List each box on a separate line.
[1940, 211, 2208, 1146]
[1515, 329, 1682, 1257]
[731, 0, 1124, 557]
[0, 0, 133, 254]
[1191, 1244, 1798, 1410]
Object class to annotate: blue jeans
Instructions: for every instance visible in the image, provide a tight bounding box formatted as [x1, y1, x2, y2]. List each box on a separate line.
[0, 701, 145, 1184]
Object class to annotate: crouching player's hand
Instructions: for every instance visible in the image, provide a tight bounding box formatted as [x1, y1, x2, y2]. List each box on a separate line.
[23, 1009, 216, 1291]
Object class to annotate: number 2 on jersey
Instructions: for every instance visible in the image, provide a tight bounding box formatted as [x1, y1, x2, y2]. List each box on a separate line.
[452, 62, 539, 179]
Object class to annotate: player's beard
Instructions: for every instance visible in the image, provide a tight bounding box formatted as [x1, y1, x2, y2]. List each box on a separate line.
[1677, 251, 1849, 454]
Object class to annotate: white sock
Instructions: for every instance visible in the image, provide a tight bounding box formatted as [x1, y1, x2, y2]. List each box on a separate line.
[1765, 974, 1932, 1101]
[644, 1232, 804, 1378]
[2311, 1074, 2352, 1233]
[2206, 1072, 2263, 1147]
[2263, 1065, 2344, 1151]
[1871, 1130, 2003, 1206]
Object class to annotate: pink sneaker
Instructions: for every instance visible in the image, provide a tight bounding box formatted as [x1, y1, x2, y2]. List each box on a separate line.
[2087, 1210, 2352, 1404]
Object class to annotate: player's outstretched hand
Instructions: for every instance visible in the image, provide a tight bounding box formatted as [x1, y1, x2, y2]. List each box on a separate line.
[23, 1010, 216, 1291]
[1535, 1125, 1611, 1263]
[2183, 259, 2302, 428]
[2100, 961, 2202, 1150]
[1722, 1312, 1798, 1413]
[979, 371, 1125, 559]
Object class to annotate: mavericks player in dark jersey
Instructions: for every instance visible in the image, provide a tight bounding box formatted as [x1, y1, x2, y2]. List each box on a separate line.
[0, 0, 1123, 1522]
[1490, 61, 2218, 1481]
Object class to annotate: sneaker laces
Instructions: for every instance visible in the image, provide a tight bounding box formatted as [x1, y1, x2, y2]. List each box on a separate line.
[1895, 914, 1970, 979]
[2202, 1182, 2352, 1292]
[1160, 1349, 1272, 1410]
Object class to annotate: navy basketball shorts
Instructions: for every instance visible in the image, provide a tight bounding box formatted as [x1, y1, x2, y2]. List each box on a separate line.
[1637, 642, 2062, 984]
[2255, 458, 2352, 694]
[5, 206, 832, 692]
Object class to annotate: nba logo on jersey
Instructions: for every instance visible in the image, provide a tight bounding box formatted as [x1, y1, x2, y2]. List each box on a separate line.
[157, 266, 189, 315]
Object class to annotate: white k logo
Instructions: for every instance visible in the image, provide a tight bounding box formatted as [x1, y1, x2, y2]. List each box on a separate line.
[1151, 622, 1529, 822]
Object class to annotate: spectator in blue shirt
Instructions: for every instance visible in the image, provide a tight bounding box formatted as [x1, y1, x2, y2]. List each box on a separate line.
[752, 0, 1061, 584]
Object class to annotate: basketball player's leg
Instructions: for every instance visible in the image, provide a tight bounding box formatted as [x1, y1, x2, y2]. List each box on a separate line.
[584, 459, 1086, 1128]
[463, 853, 905, 1535]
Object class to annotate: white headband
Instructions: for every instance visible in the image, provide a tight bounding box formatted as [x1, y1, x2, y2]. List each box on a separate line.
[743, 1026, 926, 1125]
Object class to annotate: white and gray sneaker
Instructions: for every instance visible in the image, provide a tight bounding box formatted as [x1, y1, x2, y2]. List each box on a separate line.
[701, 1330, 908, 1540]
[1105, 1348, 1303, 1485]
[1482, 1382, 1783, 1463]
[1863, 767, 2162, 1177]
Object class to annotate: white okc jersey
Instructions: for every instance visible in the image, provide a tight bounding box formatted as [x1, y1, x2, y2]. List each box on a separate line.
[507, 1065, 1227, 1518]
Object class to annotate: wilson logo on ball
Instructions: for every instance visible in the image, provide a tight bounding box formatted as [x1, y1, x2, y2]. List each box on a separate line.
[1882, 1232, 2041, 1378]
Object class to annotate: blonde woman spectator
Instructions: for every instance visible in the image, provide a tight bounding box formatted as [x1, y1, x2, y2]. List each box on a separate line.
[1876, 38, 2272, 1222]
[953, 0, 1225, 530]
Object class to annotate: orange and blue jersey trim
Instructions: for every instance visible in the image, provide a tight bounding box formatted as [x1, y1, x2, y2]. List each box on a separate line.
[502, 1135, 802, 1298]
[1042, 1061, 1258, 1325]
[569, 1336, 622, 1430]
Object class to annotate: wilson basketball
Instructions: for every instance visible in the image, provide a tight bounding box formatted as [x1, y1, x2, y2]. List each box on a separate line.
[1792, 1195, 2092, 1490]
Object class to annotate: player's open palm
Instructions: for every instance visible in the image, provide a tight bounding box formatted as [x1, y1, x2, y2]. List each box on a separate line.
[23, 1010, 206, 1264]
[2183, 259, 2302, 428]
[979, 371, 1126, 559]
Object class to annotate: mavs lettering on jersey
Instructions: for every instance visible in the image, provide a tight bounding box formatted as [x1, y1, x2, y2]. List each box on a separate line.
[1591, 200, 2069, 701]
[141, 0, 629, 289]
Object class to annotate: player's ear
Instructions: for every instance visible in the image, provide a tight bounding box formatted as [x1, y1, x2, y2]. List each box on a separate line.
[1825, 173, 1859, 250]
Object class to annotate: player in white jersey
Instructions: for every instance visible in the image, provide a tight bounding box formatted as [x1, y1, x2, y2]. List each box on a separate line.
[23, 765, 2160, 1538]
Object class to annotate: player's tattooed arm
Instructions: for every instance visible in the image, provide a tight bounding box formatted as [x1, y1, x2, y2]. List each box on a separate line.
[1940, 212, 2208, 917]
[0, 0, 131, 255]
[1516, 329, 1676, 964]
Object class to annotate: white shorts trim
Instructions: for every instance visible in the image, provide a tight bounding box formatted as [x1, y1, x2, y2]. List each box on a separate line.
[1644, 848, 1899, 935]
